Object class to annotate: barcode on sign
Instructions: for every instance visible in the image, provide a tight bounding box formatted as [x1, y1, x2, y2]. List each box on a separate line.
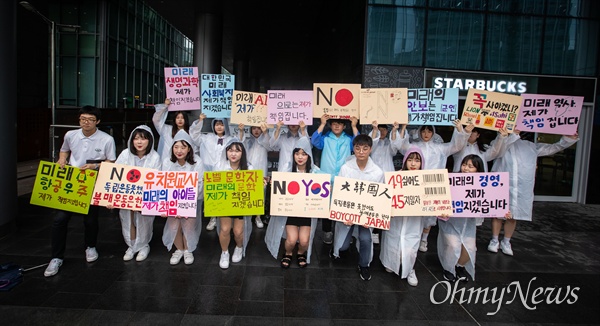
[423, 173, 445, 184]
[424, 187, 446, 195]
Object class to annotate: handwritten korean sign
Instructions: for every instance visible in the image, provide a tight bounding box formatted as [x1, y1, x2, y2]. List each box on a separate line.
[407, 88, 458, 126]
[91, 162, 155, 211]
[266, 90, 313, 125]
[461, 88, 521, 132]
[30, 161, 97, 214]
[164, 67, 200, 111]
[360, 88, 408, 125]
[449, 172, 509, 218]
[385, 169, 452, 216]
[313, 83, 361, 120]
[201, 73, 235, 118]
[329, 176, 392, 230]
[230, 90, 271, 127]
[515, 94, 582, 135]
[270, 172, 331, 218]
[204, 170, 264, 216]
[141, 170, 198, 217]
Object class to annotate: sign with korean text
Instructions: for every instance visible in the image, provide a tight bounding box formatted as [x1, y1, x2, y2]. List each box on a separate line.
[461, 89, 521, 132]
[329, 176, 392, 230]
[515, 94, 583, 135]
[407, 88, 458, 126]
[270, 172, 331, 218]
[231, 90, 271, 127]
[449, 172, 509, 218]
[141, 171, 199, 217]
[204, 170, 264, 216]
[385, 169, 453, 216]
[313, 83, 361, 120]
[266, 90, 313, 125]
[201, 74, 235, 118]
[360, 88, 408, 125]
[164, 67, 200, 111]
[91, 162, 155, 211]
[30, 161, 97, 214]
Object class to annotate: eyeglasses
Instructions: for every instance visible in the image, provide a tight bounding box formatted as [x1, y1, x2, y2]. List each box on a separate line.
[79, 117, 97, 123]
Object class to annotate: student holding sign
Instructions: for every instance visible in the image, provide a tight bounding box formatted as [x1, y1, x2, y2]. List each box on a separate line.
[380, 146, 425, 287]
[44, 106, 116, 277]
[393, 121, 470, 253]
[452, 125, 511, 173]
[152, 98, 195, 161]
[487, 129, 578, 256]
[311, 114, 359, 245]
[216, 139, 254, 269]
[189, 113, 233, 231]
[111, 125, 162, 262]
[270, 121, 308, 174]
[265, 137, 319, 268]
[330, 135, 384, 281]
[161, 130, 204, 265]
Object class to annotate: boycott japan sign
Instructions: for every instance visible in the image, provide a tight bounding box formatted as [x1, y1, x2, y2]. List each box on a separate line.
[270, 172, 331, 219]
[449, 172, 509, 218]
[329, 176, 392, 230]
[515, 94, 583, 135]
[164, 67, 200, 111]
[385, 169, 453, 216]
[204, 170, 264, 216]
[461, 88, 522, 132]
[141, 170, 199, 217]
[91, 162, 156, 211]
[30, 161, 97, 214]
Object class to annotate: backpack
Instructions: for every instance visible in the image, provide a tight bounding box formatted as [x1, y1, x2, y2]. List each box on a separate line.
[0, 263, 24, 291]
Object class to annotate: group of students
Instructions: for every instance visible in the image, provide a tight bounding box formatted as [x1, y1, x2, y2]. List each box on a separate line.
[43, 101, 579, 287]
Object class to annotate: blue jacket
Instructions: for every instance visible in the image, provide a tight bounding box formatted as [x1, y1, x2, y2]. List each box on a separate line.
[311, 130, 355, 180]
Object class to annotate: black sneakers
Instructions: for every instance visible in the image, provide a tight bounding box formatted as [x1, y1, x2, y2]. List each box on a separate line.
[358, 266, 371, 281]
[443, 269, 457, 282]
[455, 266, 471, 282]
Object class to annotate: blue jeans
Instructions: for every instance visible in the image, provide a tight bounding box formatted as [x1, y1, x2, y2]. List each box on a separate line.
[339, 225, 372, 268]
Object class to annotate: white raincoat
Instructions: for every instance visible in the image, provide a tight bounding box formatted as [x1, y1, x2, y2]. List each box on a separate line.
[452, 132, 510, 173]
[379, 146, 425, 278]
[214, 139, 254, 257]
[332, 156, 385, 265]
[189, 117, 233, 172]
[152, 104, 198, 160]
[270, 128, 307, 172]
[492, 133, 578, 221]
[115, 125, 162, 253]
[369, 128, 397, 172]
[240, 129, 271, 176]
[264, 137, 319, 264]
[161, 130, 204, 252]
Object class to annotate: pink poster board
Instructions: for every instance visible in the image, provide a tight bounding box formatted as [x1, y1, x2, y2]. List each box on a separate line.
[515, 94, 583, 135]
[164, 67, 200, 111]
[266, 90, 313, 125]
[449, 172, 509, 218]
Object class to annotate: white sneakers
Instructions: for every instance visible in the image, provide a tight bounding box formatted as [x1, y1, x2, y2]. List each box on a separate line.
[85, 247, 98, 262]
[487, 239, 500, 253]
[500, 240, 514, 256]
[407, 269, 418, 287]
[232, 247, 243, 263]
[418, 240, 428, 252]
[255, 216, 264, 229]
[170, 249, 184, 265]
[44, 258, 63, 277]
[123, 247, 135, 261]
[219, 251, 230, 269]
[183, 250, 194, 265]
[206, 217, 217, 231]
[136, 245, 150, 262]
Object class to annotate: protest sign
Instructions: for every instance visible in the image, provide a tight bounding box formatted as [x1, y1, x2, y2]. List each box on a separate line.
[164, 67, 200, 111]
[270, 172, 331, 218]
[515, 94, 582, 135]
[313, 83, 361, 119]
[360, 88, 408, 125]
[30, 161, 97, 214]
[329, 176, 392, 230]
[201, 74, 235, 118]
[407, 88, 458, 126]
[461, 89, 521, 132]
[449, 172, 509, 217]
[204, 170, 264, 216]
[91, 162, 155, 211]
[141, 170, 199, 217]
[266, 90, 313, 125]
[230, 90, 271, 126]
[385, 169, 453, 216]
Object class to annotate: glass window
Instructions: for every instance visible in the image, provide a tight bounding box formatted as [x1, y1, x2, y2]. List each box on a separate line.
[59, 34, 77, 56]
[80, 35, 97, 57]
[79, 57, 96, 106]
[428, 0, 486, 10]
[534, 133, 576, 196]
[60, 4, 79, 26]
[108, 4, 119, 38]
[542, 18, 599, 75]
[366, 6, 425, 66]
[369, 0, 425, 5]
[547, 0, 600, 18]
[59, 57, 77, 105]
[107, 61, 118, 108]
[79, 1, 97, 33]
[487, 0, 545, 15]
[484, 14, 543, 73]
[425, 11, 484, 70]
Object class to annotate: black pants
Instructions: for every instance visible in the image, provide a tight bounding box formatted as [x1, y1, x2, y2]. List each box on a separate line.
[51, 205, 99, 259]
[322, 218, 332, 232]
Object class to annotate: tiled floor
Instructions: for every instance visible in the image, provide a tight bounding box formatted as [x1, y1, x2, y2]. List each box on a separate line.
[1, 195, 600, 325]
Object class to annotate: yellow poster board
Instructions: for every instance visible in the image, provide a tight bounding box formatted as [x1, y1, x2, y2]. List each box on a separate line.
[270, 172, 331, 218]
[461, 88, 521, 132]
[385, 169, 453, 216]
[91, 162, 157, 211]
[204, 170, 264, 216]
[230, 90, 272, 127]
[30, 161, 98, 214]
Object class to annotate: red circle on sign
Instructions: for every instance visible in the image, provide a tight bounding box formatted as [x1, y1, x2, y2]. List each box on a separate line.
[335, 89, 354, 107]
[288, 181, 300, 195]
[127, 169, 141, 182]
